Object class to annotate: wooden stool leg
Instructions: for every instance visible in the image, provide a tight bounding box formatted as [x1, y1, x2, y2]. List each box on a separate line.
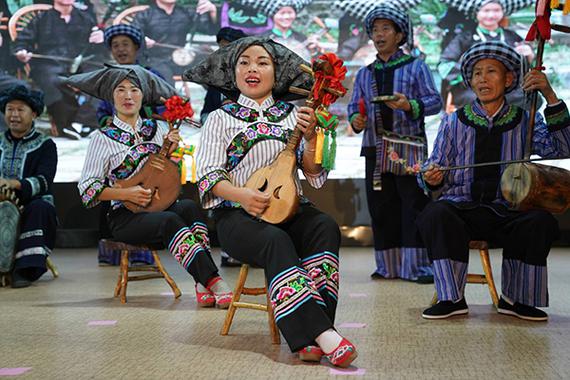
[114, 270, 122, 298]
[221, 264, 248, 336]
[266, 286, 280, 345]
[120, 249, 129, 304]
[152, 251, 181, 299]
[431, 292, 438, 305]
[480, 248, 499, 307]
[46, 257, 59, 278]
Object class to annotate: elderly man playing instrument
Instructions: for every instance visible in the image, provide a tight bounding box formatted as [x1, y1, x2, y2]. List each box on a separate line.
[348, 5, 442, 283]
[0, 85, 58, 288]
[417, 41, 570, 321]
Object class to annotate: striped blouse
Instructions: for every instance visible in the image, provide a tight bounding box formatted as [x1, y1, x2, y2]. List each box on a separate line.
[196, 94, 327, 209]
[347, 49, 442, 158]
[78, 115, 168, 208]
[421, 100, 570, 204]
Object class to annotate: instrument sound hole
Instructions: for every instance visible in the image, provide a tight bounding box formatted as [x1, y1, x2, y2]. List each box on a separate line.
[258, 179, 268, 192]
[273, 186, 282, 199]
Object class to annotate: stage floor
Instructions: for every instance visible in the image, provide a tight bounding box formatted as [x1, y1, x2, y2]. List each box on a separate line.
[2, 247, 570, 379]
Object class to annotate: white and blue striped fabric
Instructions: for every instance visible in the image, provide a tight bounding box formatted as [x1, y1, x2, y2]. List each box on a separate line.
[420, 100, 570, 203]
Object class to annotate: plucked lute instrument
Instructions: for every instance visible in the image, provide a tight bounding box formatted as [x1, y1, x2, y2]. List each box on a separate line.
[115, 122, 181, 213]
[245, 54, 346, 224]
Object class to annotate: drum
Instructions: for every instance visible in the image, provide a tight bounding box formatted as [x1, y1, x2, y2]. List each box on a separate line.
[500, 162, 570, 214]
[172, 48, 196, 67]
[0, 187, 22, 276]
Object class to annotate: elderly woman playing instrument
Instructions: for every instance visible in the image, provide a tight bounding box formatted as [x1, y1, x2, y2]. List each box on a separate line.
[0, 85, 57, 288]
[67, 65, 233, 308]
[184, 37, 357, 367]
[418, 41, 570, 321]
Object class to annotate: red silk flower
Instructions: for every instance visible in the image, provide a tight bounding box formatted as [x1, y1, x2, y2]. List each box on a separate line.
[163, 95, 194, 123]
[312, 53, 348, 107]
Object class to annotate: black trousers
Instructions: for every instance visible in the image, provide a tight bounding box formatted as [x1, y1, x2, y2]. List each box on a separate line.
[365, 158, 429, 250]
[416, 201, 558, 306]
[108, 199, 218, 286]
[213, 204, 341, 352]
[417, 201, 558, 265]
[14, 199, 57, 282]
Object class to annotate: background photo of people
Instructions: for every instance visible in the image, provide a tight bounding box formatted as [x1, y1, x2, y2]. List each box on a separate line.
[1, 0, 569, 181]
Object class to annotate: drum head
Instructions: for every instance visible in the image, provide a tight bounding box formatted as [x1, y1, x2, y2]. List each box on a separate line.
[0, 201, 20, 273]
[501, 163, 532, 206]
[172, 48, 195, 66]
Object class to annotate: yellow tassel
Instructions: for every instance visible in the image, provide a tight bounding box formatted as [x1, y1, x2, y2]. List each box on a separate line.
[551, 0, 560, 9]
[314, 128, 324, 164]
[191, 155, 197, 183]
[180, 159, 187, 185]
[564, 1, 570, 14]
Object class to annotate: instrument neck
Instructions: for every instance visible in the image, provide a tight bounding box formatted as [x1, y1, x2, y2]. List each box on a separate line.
[159, 122, 178, 157]
[285, 99, 316, 154]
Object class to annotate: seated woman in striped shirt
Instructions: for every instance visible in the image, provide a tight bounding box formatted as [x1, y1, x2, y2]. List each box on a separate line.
[184, 37, 357, 368]
[66, 64, 233, 308]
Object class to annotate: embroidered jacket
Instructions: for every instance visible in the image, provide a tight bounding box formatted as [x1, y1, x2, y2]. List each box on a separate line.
[196, 94, 328, 209]
[0, 128, 57, 205]
[78, 115, 168, 208]
[347, 50, 442, 169]
[421, 100, 570, 204]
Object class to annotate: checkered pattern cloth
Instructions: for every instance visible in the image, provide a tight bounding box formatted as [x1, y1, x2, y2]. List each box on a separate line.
[234, 0, 313, 16]
[333, 0, 421, 21]
[364, 4, 413, 47]
[460, 41, 525, 93]
[441, 0, 534, 17]
[104, 24, 144, 48]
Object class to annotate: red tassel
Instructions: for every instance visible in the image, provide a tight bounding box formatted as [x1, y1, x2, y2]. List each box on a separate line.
[358, 98, 366, 117]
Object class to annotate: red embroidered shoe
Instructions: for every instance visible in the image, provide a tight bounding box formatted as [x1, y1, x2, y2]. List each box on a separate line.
[324, 338, 358, 368]
[195, 284, 215, 307]
[206, 276, 233, 309]
[214, 292, 233, 309]
[299, 345, 324, 362]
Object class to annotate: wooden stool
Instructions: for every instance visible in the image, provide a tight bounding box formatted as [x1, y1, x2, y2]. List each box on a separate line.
[432, 240, 499, 307]
[46, 257, 59, 278]
[221, 264, 280, 344]
[103, 239, 181, 303]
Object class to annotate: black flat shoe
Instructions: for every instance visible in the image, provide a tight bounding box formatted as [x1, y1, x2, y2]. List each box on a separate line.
[422, 298, 468, 319]
[415, 275, 434, 284]
[497, 297, 548, 321]
[11, 272, 31, 288]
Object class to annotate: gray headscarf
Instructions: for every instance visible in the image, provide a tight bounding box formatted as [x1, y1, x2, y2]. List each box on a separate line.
[183, 36, 313, 101]
[61, 64, 177, 105]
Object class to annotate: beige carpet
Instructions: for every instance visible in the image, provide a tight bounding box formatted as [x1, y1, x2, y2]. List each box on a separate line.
[2, 247, 570, 379]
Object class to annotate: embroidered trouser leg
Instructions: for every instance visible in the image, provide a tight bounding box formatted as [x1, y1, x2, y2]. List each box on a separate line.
[365, 159, 431, 279]
[214, 204, 341, 352]
[13, 199, 57, 282]
[108, 200, 218, 286]
[417, 201, 557, 306]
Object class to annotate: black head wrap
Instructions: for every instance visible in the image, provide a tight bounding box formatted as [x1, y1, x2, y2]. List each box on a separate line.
[183, 36, 312, 101]
[0, 85, 44, 115]
[61, 64, 176, 104]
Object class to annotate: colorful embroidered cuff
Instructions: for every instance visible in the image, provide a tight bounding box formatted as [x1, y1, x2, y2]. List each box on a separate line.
[81, 180, 105, 208]
[348, 112, 359, 125]
[198, 169, 231, 198]
[545, 101, 570, 132]
[418, 172, 443, 192]
[408, 99, 424, 121]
